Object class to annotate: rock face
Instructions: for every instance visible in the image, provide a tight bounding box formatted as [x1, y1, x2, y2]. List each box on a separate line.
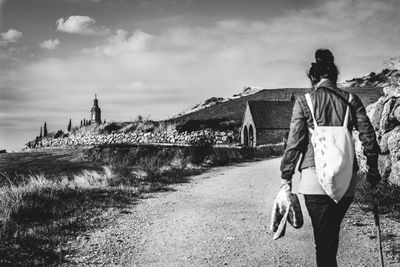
[367, 97, 384, 131]
[339, 69, 400, 88]
[364, 85, 400, 184]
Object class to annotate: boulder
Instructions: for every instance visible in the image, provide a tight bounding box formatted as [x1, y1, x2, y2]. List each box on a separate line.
[380, 98, 398, 135]
[383, 86, 400, 98]
[389, 161, 400, 185]
[378, 154, 392, 181]
[391, 103, 400, 123]
[387, 126, 400, 161]
[379, 131, 392, 155]
[367, 97, 384, 131]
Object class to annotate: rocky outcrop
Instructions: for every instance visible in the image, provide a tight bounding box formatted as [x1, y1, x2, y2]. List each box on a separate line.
[41, 129, 239, 149]
[339, 69, 400, 88]
[365, 86, 400, 184]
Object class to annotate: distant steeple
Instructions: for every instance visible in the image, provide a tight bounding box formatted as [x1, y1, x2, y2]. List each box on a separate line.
[91, 94, 101, 124]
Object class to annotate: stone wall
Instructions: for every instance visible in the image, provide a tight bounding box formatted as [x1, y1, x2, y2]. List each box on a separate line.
[366, 86, 400, 185]
[41, 129, 239, 148]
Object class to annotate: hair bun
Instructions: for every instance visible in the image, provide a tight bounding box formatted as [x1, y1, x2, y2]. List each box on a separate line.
[315, 49, 334, 64]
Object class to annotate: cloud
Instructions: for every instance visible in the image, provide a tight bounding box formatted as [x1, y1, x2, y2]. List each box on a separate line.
[39, 39, 60, 50]
[56, 15, 108, 35]
[12, 0, 400, 114]
[84, 29, 155, 56]
[0, 29, 22, 45]
[0, 46, 26, 60]
[2, 0, 400, 151]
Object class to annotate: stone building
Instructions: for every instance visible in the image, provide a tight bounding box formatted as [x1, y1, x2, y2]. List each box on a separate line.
[91, 94, 102, 124]
[241, 101, 294, 147]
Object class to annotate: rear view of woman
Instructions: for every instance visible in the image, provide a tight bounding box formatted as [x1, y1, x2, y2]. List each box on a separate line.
[280, 49, 381, 267]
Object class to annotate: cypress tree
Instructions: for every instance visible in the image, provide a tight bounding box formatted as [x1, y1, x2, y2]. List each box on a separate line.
[43, 122, 48, 137]
[39, 127, 42, 138]
[68, 119, 72, 132]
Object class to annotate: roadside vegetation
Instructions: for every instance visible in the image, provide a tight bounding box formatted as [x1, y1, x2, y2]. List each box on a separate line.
[0, 148, 200, 265]
[0, 143, 281, 265]
[354, 171, 400, 262]
[355, 172, 400, 221]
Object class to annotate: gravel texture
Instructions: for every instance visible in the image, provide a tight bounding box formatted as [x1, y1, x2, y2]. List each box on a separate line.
[62, 158, 400, 266]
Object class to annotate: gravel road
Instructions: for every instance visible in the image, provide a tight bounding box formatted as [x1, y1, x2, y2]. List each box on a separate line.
[65, 157, 398, 266]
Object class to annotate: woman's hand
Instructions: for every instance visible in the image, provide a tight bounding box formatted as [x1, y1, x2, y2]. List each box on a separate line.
[280, 179, 292, 192]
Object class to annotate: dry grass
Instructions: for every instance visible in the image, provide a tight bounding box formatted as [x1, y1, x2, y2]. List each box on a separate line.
[355, 172, 400, 220]
[0, 144, 280, 265]
[0, 150, 202, 265]
[354, 171, 400, 263]
[0, 168, 140, 265]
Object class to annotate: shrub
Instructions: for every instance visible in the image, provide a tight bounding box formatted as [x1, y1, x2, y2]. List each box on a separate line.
[54, 130, 64, 138]
[135, 121, 157, 133]
[355, 171, 400, 220]
[189, 135, 214, 164]
[100, 122, 125, 134]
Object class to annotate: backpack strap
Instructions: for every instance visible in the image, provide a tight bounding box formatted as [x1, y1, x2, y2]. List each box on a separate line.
[305, 93, 318, 132]
[343, 93, 353, 128]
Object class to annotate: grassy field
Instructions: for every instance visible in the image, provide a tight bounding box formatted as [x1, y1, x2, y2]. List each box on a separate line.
[0, 148, 206, 265]
[0, 149, 103, 185]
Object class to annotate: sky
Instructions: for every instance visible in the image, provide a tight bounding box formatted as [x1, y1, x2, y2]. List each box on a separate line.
[1, 0, 400, 150]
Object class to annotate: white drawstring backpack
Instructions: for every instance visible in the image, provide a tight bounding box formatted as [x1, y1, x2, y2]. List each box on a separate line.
[305, 93, 355, 203]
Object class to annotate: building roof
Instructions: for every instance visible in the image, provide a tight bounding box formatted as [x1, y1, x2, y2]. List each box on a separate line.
[247, 100, 294, 129]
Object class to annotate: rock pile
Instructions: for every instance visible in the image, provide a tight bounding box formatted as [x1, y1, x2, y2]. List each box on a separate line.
[41, 129, 238, 148]
[367, 86, 400, 185]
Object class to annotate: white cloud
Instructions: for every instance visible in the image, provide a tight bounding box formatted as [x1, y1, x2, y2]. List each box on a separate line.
[39, 39, 60, 50]
[84, 29, 155, 56]
[0, 29, 22, 45]
[2, 0, 400, 150]
[13, 0, 400, 111]
[56, 15, 108, 35]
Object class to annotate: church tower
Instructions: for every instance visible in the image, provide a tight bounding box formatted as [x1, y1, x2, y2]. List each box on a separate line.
[91, 94, 101, 124]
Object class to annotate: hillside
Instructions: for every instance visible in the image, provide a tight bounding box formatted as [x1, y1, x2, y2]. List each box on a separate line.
[168, 86, 383, 130]
[168, 88, 308, 128]
[168, 69, 400, 129]
[174, 86, 264, 117]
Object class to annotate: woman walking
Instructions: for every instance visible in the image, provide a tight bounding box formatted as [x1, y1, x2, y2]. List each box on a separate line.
[280, 49, 382, 267]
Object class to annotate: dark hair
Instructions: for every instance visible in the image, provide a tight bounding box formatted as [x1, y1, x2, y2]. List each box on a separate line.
[307, 49, 339, 85]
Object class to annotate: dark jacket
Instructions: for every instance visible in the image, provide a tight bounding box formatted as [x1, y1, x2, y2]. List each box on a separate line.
[280, 79, 380, 180]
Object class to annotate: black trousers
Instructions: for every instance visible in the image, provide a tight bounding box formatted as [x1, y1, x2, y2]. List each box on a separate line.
[304, 195, 353, 267]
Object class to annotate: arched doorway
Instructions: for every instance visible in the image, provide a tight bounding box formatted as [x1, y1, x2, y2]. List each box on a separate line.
[243, 125, 249, 147]
[249, 125, 254, 147]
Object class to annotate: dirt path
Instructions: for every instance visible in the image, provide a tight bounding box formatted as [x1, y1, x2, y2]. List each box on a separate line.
[65, 158, 397, 266]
